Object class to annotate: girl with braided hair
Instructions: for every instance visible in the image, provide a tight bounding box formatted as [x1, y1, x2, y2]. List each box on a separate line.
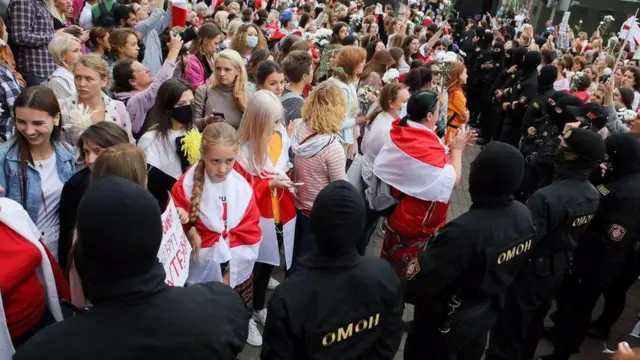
[170, 122, 262, 346]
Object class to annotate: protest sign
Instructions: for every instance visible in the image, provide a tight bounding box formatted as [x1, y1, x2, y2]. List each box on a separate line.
[157, 197, 192, 286]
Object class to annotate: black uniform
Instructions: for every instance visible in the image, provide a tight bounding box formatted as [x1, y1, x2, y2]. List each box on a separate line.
[476, 40, 504, 142]
[545, 134, 640, 360]
[500, 51, 541, 147]
[490, 47, 528, 143]
[261, 181, 404, 360]
[519, 65, 557, 139]
[486, 128, 606, 360]
[403, 142, 536, 360]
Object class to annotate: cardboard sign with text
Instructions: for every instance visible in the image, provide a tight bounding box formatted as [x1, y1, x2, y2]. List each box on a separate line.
[157, 197, 192, 286]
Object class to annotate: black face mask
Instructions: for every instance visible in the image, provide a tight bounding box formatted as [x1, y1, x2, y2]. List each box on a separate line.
[554, 145, 578, 164]
[169, 105, 193, 125]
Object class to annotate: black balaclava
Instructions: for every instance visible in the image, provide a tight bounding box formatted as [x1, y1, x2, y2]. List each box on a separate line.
[513, 47, 528, 68]
[548, 91, 568, 123]
[492, 42, 505, 63]
[469, 142, 525, 204]
[505, 48, 515, 68]
[605, 133, 640, 179]
[75, 177, 163, 295]
[475, 26, 485, 40]
[480, 32, 494, 49]
[557, 128, 606, 169]
[310, 180, 365, 256]
[555, 95, 583, 130]
[522, 51, 542, 75]
[538, 65, 558, 94]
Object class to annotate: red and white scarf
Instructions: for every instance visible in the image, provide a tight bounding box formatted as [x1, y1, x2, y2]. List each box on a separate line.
[171, 164, 262, 288]
[373, 119, 456, 203]
[235, 125, 297, 269]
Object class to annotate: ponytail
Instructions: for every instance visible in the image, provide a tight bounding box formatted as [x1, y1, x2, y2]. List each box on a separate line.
[187, 160, 206, 261]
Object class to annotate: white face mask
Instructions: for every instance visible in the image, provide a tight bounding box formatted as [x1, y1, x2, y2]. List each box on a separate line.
[246, 35, 258, 48]
[399, 102, 408, 118]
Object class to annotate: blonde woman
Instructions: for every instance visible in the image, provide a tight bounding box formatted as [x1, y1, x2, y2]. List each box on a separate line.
[329, 46, 368, 155]
[60, 55, 134, 147]
[234, 90, 296, 344]
[194, 49, 248, 129]
[171, 122, 262, 346]
[290, 81, 347, 274]
[230, 24, 267, 65]
[46, 34, 82, 100]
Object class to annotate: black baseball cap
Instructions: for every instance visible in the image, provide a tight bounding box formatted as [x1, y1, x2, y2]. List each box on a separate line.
[561, 127, 606, 162]
[566, 103, 608, 123]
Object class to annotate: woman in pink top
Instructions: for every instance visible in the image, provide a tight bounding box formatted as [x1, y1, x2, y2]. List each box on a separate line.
[183, 24, 223, 87]
[289, 81, 347, 274]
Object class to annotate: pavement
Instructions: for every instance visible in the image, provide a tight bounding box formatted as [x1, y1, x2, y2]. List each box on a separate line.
[239, 145, 640, 360]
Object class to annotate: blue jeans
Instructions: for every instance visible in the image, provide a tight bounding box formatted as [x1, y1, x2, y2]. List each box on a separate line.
[288, 210, 317, 276]
[22, 73, 47, 87]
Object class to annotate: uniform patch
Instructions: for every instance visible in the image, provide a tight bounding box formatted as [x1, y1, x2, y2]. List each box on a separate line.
[564, 129, 572, 139]
[533, 102, 540, 109]
[405, 258, 421, 280]
[543, 131, 548, 136]
[609, 224, 627, 242]
[597, 184, 610, 196]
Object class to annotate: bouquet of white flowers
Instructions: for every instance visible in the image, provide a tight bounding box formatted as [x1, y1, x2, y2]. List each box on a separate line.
[440, 0, 456, 21]
[66, 104, 94, 135]
[435, 51, 459, 89]
[357, 85, 380, 115]
[617, 108, 637, 126]
[382, 68, 400, 84]
[313, 28, 333, 48]
[600, 15, 615, 38]
[571, 71, 588, 91]
[349, 14, 362, 31]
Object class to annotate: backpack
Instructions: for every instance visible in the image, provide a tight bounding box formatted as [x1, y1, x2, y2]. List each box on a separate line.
[94, 1, 120, 27]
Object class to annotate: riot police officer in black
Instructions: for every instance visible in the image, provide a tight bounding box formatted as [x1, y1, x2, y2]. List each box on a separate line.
[542, 133, 640, 360]
[403, 142, 536, 360]
[500, 51, 541, 147]
[486, 128, 605, 360]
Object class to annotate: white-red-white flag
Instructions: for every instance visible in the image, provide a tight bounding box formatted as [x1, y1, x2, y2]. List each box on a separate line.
[620, 16, 640, 47]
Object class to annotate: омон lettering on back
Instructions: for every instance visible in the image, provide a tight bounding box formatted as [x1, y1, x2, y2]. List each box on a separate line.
[321, 313, 381, 346]
[497, 239, 532, 264]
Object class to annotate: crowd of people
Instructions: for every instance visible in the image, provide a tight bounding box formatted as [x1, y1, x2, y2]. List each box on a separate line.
[2, 0, 640, 358]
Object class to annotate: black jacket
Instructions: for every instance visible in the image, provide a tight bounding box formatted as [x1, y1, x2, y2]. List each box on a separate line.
[406, 197, 536, 331]
[501, 71, 538, 147]
[261, 252, 403, 360]
[574, 170, 640, 284]
[58, 166, 91, 272]
[526, 167, 600, 266]
[15, 264, 249, 360]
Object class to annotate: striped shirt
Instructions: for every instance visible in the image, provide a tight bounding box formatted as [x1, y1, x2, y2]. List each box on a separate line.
[293, 122, 346, 212]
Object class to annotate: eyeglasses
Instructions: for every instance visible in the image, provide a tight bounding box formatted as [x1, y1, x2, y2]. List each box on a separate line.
[432, 71, 442, 76]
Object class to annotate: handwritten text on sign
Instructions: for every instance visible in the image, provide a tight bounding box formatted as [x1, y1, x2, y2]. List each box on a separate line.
[158, 198, 192, 286]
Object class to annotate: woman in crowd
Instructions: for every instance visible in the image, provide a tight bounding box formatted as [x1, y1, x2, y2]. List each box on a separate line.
[112, 32, 183, 136]
[361, 83, 410, 190]
[109, 28, 140, 63]
[194, 49, 248, 130]
[0, 18, 25, 88]
[613, 67, 624, 88]
[385, 18, 402, 48]
[359, 49, 396, 90]
[622, 66, 640, 110]
[0, 195, 69, 355]
[572, 55, 587, 72]
[614, 86, 635, 110]
[403, 67, 432, 94]
[290, 82, 346, 273]
[60, 55, 133, 146]
[329, 46, 367, 154]
[234, 90, 297, 347]
[90, 143, 147, 184]
[87, 27, 111, 64]
[553, 57, 570, 92]
[275, 35, 301, 64]
[171, 121, 262, 346]
[247, 49, 274, 93]
[138, 79, 196, 209]
[584, 64, 599, 94]
[330, 22, 349, 45]
[373, 90, 472, 279]
[255, 60, 285, 98]
[402, 35, 419, 66]
[183, 24, 223, 87]
[365, 39, 386, 62]
[0, 86, 74, 260]
[571, 72, 592, 103]
[46, 34, 82, 100]
[445, 62, 469, 145]
[389, 47, 410, 75]
[426, 61, 448, 138]
[230, 24, 267, 65]
[58, 122, 129, 274]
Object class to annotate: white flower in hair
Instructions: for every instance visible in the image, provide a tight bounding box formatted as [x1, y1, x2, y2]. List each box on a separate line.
[68, 104, 94, 134]
[604, 15, 615, 22]
[382, 68, 400, 84]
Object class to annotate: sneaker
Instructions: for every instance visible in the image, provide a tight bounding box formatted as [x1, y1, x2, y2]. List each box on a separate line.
[267, 277, 280, 290]
[246, 318, 262, 347]
[253, 308, 267, 326]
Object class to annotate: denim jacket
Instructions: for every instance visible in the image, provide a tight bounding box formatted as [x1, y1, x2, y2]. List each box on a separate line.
[0, 139, 75, 222]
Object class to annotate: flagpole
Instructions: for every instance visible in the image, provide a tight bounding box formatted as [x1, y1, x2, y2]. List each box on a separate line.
[614, 8, 639, 75]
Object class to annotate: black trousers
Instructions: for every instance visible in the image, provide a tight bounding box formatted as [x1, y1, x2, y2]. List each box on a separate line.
[405, 311, 494, 360]
[593, 256, 640, 331]
[550, 273, 602, 356]
[357, 206, 379, 255]
[252, 224, 283, 310]
[486, 269, 565, 360]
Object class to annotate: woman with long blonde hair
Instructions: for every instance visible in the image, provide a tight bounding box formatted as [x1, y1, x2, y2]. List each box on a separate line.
[330, 46, 368, 155]
[290, 82, 347, 274]
[194, 49, 248, 130]
[230, 24, 267, 65]
[171, 121, 262, 346]
[234, 90, 297, 341]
